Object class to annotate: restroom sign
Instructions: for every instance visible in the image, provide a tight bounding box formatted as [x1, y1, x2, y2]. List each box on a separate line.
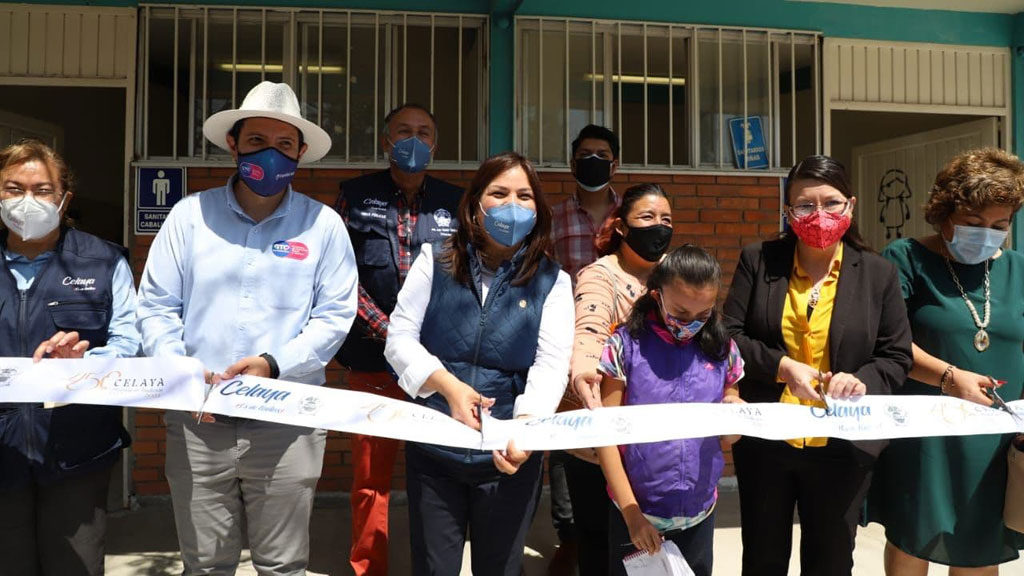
[135, 167, 187, 234]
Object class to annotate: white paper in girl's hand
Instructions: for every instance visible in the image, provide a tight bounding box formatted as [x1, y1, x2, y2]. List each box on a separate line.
[622, 541, 695, 576]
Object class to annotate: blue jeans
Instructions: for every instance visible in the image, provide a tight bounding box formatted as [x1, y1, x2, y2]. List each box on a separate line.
[608, 504, 715, 576]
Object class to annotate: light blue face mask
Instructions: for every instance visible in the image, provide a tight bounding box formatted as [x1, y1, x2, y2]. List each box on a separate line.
[945, 224, 1008, 265]
[481, 202, 537, 247]
[389, 136, 433, 174]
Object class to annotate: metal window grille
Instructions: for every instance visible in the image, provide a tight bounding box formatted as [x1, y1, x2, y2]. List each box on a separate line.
[516, 17, 820, 170]
[137, 5, 488, 166]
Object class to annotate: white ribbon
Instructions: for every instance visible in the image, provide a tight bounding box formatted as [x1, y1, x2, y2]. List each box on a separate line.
[1, 357, 1022, 450]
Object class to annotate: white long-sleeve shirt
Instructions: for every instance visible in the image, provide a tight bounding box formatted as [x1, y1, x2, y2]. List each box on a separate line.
[384, 243, 573, 418]
[137, 177, 358, 385]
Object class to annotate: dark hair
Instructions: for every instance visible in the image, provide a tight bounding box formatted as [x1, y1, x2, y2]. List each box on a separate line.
[228, 118, 306, 151]
[923, 147, 1024, 227]
[438, 152, 554, 287]
[782, 155, 873, 252]
[571, 124, 620, 160]
[625, 245, 730, 362]
[595, 183, 670, 256]
[383, 103, 438, 136]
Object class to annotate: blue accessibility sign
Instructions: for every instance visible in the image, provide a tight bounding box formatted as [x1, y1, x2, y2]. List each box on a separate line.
[728, 116, 769, 170]
[135, 167, 187, 234]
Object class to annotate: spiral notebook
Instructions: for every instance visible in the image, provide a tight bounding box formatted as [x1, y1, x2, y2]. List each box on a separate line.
[622, 541, 695, 576]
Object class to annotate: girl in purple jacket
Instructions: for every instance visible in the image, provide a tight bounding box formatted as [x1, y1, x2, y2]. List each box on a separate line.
[596, 245, 744, 576]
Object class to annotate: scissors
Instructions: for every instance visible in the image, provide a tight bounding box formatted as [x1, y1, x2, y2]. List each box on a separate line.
[986, 377, 1022, 425]
[195, 374, 215, 424]
[816, 370, 830, 411]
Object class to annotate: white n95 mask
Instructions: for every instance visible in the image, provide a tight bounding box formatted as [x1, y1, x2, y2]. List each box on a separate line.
[1, 194, 64, 241]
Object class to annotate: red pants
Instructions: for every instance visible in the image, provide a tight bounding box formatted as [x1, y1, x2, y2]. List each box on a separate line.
[349, 371, 406, 576]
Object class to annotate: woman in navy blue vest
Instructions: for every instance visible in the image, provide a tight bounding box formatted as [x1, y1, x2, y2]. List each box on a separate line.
[0, 140, 140, 575]
[385, 152, 574, 575]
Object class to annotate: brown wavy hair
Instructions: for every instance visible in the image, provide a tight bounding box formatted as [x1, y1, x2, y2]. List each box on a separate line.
[438, 152, 554, 287]
[923, 148, 1024, 226]
[0, 139, 75, 229]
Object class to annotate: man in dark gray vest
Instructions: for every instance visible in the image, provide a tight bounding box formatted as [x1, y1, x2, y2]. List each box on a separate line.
[333, 103, 463, 576]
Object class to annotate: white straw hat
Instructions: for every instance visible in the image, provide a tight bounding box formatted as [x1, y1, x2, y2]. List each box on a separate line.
[202, 81, 332, 164]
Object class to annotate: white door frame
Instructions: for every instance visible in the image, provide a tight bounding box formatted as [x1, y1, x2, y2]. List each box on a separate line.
[823, 38, 1012, 156]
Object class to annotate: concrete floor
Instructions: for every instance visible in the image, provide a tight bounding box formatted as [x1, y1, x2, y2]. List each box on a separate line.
[105, 488, 1024, 575]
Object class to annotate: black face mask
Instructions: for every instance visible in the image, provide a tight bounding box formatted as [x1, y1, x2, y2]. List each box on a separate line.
[623, 224, 672, 262]
[573, 155, 613, 191]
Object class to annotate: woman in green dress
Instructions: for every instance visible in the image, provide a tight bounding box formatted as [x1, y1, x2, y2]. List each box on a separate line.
[869, 147, 1024, 575]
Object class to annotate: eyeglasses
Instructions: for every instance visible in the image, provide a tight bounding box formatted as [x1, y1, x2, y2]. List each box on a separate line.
[788, 200, 849, 219]
[1, 186, 59, 199]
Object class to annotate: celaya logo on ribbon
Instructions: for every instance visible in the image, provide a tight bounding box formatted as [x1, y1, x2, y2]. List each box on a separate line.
[0, 359, 1022, 450]
[0, 357, 204, 411]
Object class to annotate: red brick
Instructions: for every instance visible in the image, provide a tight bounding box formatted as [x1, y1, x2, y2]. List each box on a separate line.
[134, 427, 166, 441]
[761, 197, 782, 210]
[671, 209, 698, 223]
[715, 222, 761, 236]
[673, 174, 715, 184]
[758, 176, 783, 186]
[627, 172, 673, 183]
[132, 468, 160, 482]
[699, 210, 742, 223]
[742, 210, 781, 223]
[134, 454, 165, 468]
[715, 175, 761, 184]
[132, 441, 159, 454]
[716, 197, 760, 210]
[673, 223, 715, 236]
[135, 481, 170, 495]
[660, 184, 696, 196]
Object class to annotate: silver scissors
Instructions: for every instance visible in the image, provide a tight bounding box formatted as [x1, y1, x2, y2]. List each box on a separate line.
[195, 375, 215, 423]
[986, 377, 1022, 425]
[816, 370, 830, 411]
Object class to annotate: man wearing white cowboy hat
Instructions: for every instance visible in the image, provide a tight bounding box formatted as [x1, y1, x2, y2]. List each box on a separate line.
[137, 81, 357, 575]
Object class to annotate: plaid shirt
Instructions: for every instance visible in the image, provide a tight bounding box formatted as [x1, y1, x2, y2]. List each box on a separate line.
[550, 189, 620, 279]
[335, 185, 422, 341]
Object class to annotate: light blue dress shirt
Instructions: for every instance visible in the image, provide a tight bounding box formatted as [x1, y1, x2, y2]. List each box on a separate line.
[136, 177, 358, 385]
[4, 248, 140, 358]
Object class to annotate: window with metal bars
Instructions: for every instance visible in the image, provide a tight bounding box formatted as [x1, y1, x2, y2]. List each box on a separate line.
[516, 18, 821, 170]
[138, 5, 488, 166]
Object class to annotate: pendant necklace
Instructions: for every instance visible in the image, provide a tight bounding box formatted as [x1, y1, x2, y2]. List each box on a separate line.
[944, 257, 991, 352]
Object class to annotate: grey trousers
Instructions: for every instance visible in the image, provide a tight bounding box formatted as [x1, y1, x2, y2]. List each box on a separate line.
[165, 412, 326, 576]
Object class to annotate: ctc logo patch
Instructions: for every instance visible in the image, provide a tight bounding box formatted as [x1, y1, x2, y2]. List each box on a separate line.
[239, 162, 264, 181]
[272, 240, 310, 261]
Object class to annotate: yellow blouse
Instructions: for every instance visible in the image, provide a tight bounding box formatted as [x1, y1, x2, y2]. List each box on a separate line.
[779, 243, 843, 448]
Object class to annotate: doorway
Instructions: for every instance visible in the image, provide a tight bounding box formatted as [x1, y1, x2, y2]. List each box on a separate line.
[830, 111, 1002, 252]
[1, 86, 126, 245]
[0, 85, 130, 510]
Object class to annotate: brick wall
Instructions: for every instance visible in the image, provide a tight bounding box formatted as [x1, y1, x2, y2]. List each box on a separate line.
[128, 167, 782, 496]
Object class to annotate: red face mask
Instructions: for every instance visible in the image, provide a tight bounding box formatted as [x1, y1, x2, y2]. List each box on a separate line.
[789, 209, 851, 249]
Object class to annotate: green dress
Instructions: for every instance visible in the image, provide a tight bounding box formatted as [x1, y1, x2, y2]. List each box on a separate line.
[867, 238, 1024, 566]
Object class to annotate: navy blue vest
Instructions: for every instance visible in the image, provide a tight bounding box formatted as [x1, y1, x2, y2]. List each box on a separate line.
[0, 228, 131, 490]
[415, 243, 559, 466]
[336, 170, 463, 372]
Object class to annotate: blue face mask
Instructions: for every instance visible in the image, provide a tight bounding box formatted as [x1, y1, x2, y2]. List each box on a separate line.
[945, 224, 1007, 265]
[237, 147, 298, 197]
[390, 136, 433, 174]
[482, 202, 537, 247]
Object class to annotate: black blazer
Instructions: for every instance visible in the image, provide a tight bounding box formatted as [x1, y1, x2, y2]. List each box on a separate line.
[722, 237, 913, 455]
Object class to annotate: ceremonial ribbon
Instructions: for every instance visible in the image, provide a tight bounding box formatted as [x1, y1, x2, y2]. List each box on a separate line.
[1, 357, 1021, 451]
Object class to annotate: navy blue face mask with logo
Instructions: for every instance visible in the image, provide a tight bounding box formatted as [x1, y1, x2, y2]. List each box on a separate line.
[237, 147, 299, 197]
